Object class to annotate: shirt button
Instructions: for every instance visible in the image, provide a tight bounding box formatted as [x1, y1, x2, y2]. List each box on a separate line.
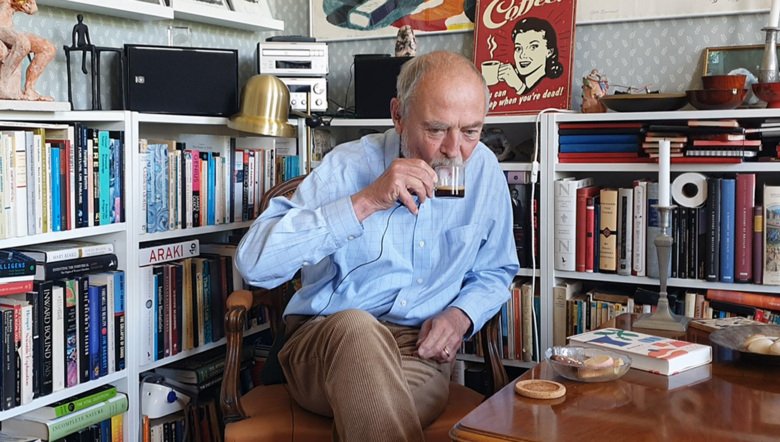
[417, 278, 423, 284]
[419, 240, 425, 248]
[348, 235, 355, 240]
[400, 299, 407, 306]
[302, 261, 310, 266]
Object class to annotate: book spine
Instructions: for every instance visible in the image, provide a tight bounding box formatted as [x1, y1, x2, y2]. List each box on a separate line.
[598, 188, 618, 273]
[163, 265, 172, 358]
[554, 178, 593, 271]
[184, 150, 193, 229]
[0, 252, 36, 278]
[140, 266, 154, 364]
[114, 270, 126, 371]
[12, 131, 28, 237]
[706, 289, 780, 311]
[63, 278, 79, 388]
[37, 281, 54, 396]
[233, 147, 243, 223]
[50, 146, 62, 232]
[111, 137, 123, 224]
[202, 260, 212, 344]
[0, 308, 15, 409]
[632, 180, 647, 276]
[617, 187, 633, 276]
[190, 149, 201, 228]
[763, 185, 780, 285]
[36, 253, 119, 281]
[140, 141, 150, 233]
[734, 173, 755, 282]
[705, 177, 721, 281]
[575, 186, 598, 272]
[153, 266, 165, 361]
[585, 198, 596, 272]
[720, 178, 736, 283]
[99, 282, 109, 377]
[88, 284, 103, 380]
[77, 276, 91, 383]
[47, 393, 129, 440]
[91, 131, 100, 226]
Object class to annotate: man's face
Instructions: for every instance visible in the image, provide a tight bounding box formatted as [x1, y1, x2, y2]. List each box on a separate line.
[513, 29, 549, 78]
[393, 74, 485, 166]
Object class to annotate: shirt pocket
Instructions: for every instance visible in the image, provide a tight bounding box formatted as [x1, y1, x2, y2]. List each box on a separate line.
[443, 223, 486, 268]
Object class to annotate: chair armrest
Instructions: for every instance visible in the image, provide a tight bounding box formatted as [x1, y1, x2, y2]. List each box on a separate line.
[477, 313, 508, 396]
[220, 290, 253, 423]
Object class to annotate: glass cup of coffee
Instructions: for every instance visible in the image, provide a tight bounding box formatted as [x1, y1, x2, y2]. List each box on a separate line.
[434, 163, 465, 198]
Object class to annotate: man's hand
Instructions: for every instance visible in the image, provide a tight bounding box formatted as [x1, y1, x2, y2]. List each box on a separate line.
[416, 307, 472, 363]
[351, 158, 436, 221]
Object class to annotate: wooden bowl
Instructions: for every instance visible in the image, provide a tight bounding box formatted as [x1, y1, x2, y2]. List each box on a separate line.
[686, 88, 747, 110]
[752, 82, 780, 108]
[702, 74, 747, 90]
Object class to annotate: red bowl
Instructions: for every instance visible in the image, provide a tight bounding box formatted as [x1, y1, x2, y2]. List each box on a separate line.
[686, 88, 747, 110]
[701, 74, 747, 90]
[753, 82, 780, 108]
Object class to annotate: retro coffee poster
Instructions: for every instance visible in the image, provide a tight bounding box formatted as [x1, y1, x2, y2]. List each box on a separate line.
[474, 0, 576, 115]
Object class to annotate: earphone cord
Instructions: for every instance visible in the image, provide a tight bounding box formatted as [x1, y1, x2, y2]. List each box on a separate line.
[289, 202, 402, 441]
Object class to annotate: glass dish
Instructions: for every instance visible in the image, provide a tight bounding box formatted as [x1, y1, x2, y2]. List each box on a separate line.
[545, 346, 631, 383]
[599, 93, 688, 112]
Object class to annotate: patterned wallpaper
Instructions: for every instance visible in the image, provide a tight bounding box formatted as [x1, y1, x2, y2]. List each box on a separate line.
[18, 2, 770, 112]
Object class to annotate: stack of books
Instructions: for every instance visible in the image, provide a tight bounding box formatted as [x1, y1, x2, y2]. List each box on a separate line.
[557, 122, 645, 163]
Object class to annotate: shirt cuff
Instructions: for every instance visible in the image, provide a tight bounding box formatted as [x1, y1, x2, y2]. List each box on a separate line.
[321, 195, 364, 245]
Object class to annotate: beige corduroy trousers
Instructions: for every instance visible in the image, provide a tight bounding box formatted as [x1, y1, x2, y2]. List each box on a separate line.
[279, 309, 452, 442]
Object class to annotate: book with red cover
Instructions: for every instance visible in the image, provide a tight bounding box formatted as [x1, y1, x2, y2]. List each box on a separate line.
[734, 173, 755, 282]
[691, 139, 761, 147]
[576, 186, 601, 272]
[559, 157, 654, 163]
[474, 0, 576, 115]
[559, 122, 644, 130]
[559, 152, 640, 159]
[705, 289, 780, 311]
[585, 196, 596, 272]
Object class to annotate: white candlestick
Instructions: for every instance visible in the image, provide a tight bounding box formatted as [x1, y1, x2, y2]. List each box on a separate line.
[770, 0, 780, 28]
[658, 139, 671, 207]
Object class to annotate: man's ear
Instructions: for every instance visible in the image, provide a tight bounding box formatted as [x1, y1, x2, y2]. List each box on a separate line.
[390, 97, 403, 130]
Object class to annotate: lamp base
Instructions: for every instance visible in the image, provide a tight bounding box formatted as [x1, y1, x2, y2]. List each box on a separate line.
[633, 310, 689, 332]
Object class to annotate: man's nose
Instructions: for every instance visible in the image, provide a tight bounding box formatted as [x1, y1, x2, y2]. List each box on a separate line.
[441, 129, 461, 157]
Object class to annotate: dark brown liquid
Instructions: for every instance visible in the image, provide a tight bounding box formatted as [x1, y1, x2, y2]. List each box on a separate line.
[435, 186, 465, 198]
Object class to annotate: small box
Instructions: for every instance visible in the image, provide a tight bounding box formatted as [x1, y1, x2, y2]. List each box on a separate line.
[125, 44, 239, 116]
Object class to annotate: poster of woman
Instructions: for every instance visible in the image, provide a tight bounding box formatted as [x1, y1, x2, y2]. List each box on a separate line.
[473, 0, 576, 115]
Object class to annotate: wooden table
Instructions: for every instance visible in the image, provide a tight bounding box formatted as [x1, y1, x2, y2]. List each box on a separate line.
[451, 315, 780, 441]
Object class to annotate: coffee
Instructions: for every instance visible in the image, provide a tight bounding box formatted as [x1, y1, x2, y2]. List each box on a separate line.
[435, 186, 465, 198]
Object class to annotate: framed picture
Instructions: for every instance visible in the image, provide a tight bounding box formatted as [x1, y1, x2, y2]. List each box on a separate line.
[703, 44, 777, 77]
[137, 0, 166, 4]
[576, 0, 767, 24]
[474, 0, 576, 115]
[228, 0, 271, 15]
[309, 0, 474, 42]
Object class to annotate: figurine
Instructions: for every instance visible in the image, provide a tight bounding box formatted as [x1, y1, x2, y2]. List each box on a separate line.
[581, 69, 608, 113]
[0, 0, 55, 101]
[71, 14, 93, 74]
[395, 25, 417, 57]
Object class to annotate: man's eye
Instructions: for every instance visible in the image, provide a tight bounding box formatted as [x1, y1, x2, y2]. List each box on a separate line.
[464, 130, 481, 139]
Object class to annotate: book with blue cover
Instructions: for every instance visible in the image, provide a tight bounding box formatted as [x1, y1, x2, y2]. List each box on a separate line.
[150, 143, 169, 233]
[87, 284, 103, 380]
[560, 143, 639, 153]
[559, 134, 641, 144]
[98, 130, 110, 226]
[720, 178, 736, 283]
[50, 146, 61, 232]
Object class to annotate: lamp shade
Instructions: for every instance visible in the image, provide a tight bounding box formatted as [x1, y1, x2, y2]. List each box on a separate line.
[228, 74, 296, 138]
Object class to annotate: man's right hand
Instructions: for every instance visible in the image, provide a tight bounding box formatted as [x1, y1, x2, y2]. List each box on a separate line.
[351, 158, 437, 221]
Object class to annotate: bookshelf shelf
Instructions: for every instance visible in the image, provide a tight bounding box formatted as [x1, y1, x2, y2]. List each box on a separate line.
[0, 224, 126, 249]
[139, 322, 269, 373]
[39, 0, 172, 21]
[138, 221, 255, 243]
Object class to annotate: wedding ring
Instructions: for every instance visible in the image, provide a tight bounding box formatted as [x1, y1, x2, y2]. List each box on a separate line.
[443, 346, 450, 357]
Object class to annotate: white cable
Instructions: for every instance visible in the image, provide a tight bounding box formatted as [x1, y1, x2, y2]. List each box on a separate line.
[527, 107, 574, 362]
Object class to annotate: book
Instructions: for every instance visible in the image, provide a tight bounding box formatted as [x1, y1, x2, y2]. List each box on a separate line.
[720, 178, 736, 283]
[763, 185, 780, 285]
[598, 188, 618, 273]
[753, 205, 764, 285]
[705, 289, 780, 311]
[632, 180, 647, 276]
[18, 385, 117, 420]
[616, 187, 633, 276]
[688, 316, 764, 333]
[1, 392, 128, 441]
[704, 177, 721, 282]
[559, 143, 639, 153]
[734, 173, 755, 282]
[559, 134, 641, 144]
[554, 177, 594, 271]
[34, 253, 118, 281]
[567, 328, 712, 375]
[14, 241, 114, 263]
[575, 186, 600, 272]
[0, 250, 36, 278]
[138, 238, 200, 267]
[552, 280, 582, 346]
[153, 350, 225, 385]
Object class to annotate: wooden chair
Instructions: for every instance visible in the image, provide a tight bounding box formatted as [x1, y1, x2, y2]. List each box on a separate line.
[220, 176, 509, 442]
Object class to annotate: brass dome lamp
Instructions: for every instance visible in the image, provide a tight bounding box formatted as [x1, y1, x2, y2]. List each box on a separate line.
[228, 74, 296, 138]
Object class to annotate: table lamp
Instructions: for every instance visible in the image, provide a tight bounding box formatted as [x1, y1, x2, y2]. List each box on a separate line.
[228, 74, 296, 138]
[634, 139, 688, 332]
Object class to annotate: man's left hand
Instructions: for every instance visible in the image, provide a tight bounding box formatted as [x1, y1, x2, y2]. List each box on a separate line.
[416, 307, 472, 363]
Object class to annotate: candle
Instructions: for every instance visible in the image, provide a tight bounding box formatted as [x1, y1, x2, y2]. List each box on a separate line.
[658, 139, 671, 207]
[770, 0, 780, 28]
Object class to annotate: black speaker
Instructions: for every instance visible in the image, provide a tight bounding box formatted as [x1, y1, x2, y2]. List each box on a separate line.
[125, 44, 239, 116]
[354, 55, 412, 119]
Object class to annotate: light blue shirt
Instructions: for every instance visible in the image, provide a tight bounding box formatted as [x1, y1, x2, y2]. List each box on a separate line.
[235, 129, 519, 334]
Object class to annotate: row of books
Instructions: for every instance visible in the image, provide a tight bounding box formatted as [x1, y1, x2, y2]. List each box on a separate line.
[553, 281, 780, 346]
[506, 170, 538, 269]
[0, 123, 124, 240]
[553, 175, 780, 285]
[138, 240, 265, 364]
[0, 386, 127, 441]
[139, 139, 302, 234]
[461, 280, 540, 363]
[0, 267, 125, 411]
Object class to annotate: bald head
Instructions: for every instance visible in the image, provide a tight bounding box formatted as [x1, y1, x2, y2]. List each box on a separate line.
[395, 51, 489, 117]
